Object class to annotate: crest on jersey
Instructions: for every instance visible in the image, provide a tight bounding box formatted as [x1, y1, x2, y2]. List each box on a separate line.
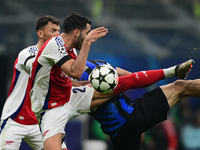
[58, 46, 67, 54]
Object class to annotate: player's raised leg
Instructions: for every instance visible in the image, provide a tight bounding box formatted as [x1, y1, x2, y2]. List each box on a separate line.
[113, 59, 195, 95]
[160, 79, 200, 108]
[44, 133, 63, 150]
[90, 59, 195, 109]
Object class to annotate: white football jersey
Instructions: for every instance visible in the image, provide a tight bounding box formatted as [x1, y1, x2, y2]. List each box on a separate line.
[29, 35, 77, 113]
[1, 45, 39, 125]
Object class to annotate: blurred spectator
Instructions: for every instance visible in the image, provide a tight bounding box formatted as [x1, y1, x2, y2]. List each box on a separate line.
[169, 97, 192, 128]
[92, 0, 103, 19]
[88, 117, 114, 150]
[192, 0, 200, 20]
[180, 111, 200, 150]
[174, 0, 194, 15]
[141, 117, 178, 150]
[169, 97, 194, 149]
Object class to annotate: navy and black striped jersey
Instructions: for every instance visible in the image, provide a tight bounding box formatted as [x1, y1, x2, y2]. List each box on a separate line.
[79, 59, 115, 81]
[78, 59, 135, 138]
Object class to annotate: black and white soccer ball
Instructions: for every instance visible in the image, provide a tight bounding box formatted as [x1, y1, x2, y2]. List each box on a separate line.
[89, 64, 119, 94]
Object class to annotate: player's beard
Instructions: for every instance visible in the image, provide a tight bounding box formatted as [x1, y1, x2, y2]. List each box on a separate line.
[43, 36, 49, 43]
[74, 32, 84, 50]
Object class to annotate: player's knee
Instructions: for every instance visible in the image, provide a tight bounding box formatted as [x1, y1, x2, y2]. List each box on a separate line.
[173, 79, 193, 93]
[173, 80, 184, 87]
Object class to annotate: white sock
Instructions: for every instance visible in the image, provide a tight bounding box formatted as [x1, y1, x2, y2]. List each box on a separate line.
[163, 66, 176, 78]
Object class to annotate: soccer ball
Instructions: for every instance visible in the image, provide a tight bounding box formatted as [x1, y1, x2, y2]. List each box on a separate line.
[89, 64, 119, 94]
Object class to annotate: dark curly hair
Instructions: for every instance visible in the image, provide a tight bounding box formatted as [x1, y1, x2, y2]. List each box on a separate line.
[62, 11, 91, 33]
[35, 15, 60, 31]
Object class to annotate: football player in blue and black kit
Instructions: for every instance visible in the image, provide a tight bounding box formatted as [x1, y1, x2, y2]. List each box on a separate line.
[77, 59, 194, 150]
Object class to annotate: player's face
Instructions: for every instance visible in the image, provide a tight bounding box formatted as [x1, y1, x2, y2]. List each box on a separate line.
[42, 22, 60, 42]
[74, 23, 91, 50]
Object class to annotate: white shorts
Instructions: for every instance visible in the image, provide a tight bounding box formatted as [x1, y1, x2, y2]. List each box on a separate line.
[40, 85, 94, 142]
[0, 118, 43, 150]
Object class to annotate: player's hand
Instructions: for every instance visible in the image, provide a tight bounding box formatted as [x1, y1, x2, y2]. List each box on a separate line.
[85, 27, 108, 44]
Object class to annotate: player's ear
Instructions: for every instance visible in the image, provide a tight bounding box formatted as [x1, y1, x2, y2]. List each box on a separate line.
[74, 29, 80, 39]
[37, 30, 43, 39]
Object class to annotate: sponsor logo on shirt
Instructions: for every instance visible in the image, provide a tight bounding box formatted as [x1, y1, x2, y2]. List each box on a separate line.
[60, 71, 68, 78]
[5, 141, 14, 145]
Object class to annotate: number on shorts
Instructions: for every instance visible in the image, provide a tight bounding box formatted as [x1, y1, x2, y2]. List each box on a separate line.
[73, 87, 86, 93]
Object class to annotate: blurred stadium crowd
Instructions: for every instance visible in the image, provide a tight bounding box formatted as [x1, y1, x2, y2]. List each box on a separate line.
[1, 0, 200, 149]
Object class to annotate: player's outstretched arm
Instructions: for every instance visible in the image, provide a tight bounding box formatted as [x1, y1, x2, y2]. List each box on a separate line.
[60, 27, 108, 79]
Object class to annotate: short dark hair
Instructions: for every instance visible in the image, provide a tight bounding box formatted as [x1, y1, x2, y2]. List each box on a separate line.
[35, 15, 60, 31]
[62, 12, 92, 33]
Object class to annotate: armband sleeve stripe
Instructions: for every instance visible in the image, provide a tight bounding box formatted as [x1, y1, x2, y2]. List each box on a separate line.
[24, 55, 35, 66]
[57, 55, 72, 68]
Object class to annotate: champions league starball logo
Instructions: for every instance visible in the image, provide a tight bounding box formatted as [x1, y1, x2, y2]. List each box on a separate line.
[58, 46, 67, 54]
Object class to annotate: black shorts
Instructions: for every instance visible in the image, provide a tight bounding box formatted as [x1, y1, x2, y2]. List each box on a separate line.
[111, 87, 169, 150]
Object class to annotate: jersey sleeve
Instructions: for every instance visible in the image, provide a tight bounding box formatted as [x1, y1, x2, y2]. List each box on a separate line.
[17, 47, 37, 72]
[41, 37, 72, 67]
[88, 59, 116, 69]
[78, 60, 116, 81]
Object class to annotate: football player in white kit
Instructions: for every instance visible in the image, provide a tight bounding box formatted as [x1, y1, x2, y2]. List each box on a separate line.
[0, 15, 62, 150]
[24, 11, 110, 150]
[24, 11, 200, 150]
